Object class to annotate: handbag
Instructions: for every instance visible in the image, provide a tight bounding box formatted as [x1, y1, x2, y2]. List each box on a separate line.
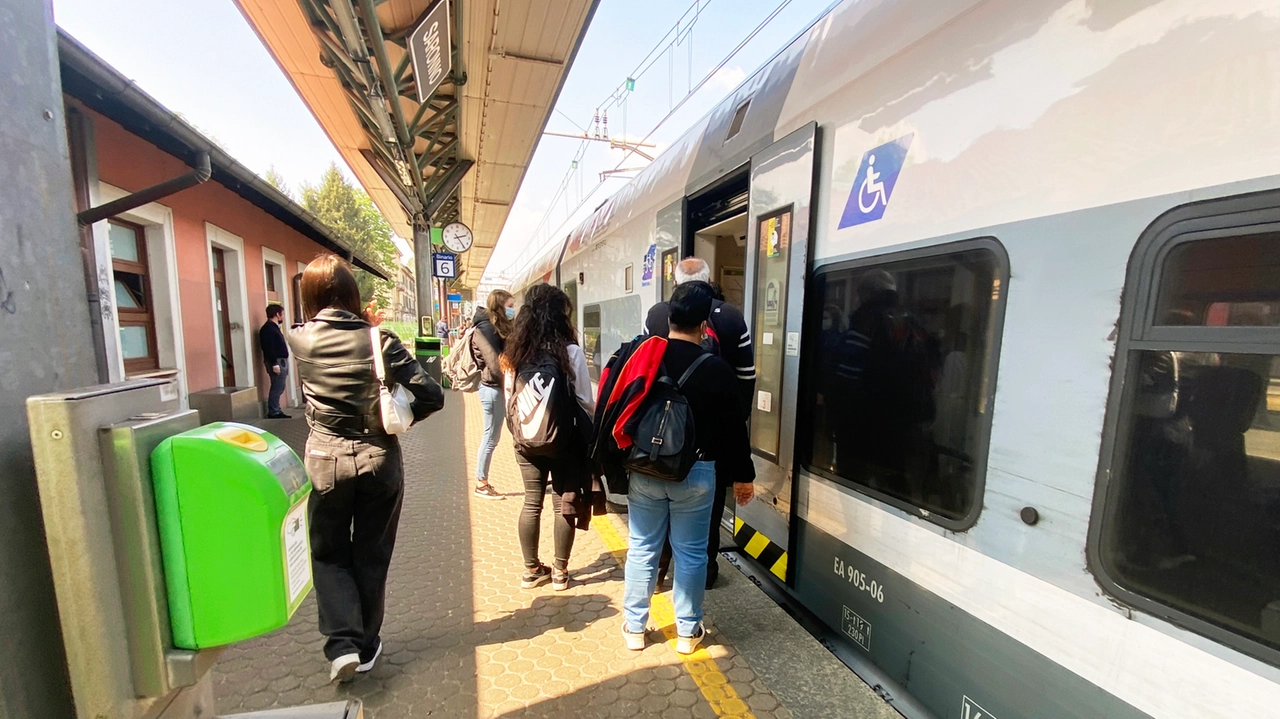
[370, 326, 414, 434]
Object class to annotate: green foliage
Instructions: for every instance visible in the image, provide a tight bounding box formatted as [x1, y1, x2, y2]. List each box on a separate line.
[382, 320, 419, 343]
[300, 163, 399, 308]
[263, 165, 291, 199]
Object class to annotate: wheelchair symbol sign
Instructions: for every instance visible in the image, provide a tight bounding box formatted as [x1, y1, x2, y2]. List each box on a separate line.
[839, 133, 913, 229]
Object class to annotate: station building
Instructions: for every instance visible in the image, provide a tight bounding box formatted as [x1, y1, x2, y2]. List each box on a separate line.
[57, 30, 387, 413]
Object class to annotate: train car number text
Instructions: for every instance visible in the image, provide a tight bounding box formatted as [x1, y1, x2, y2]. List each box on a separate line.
[833, 556, 885, 603]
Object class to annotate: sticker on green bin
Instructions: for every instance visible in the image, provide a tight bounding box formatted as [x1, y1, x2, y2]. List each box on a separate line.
[151, 422, 313, 649]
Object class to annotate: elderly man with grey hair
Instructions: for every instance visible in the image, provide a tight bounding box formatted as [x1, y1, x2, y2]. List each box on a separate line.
[643, 256, 755, 589]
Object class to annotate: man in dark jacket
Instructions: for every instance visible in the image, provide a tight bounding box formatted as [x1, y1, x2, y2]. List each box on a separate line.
[643, 258, 755, 587]
[259, 304, 291, 418]
[644, 258, 755, 415]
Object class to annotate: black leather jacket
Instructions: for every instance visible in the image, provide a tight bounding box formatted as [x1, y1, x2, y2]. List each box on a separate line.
[288, 308, 444, 436]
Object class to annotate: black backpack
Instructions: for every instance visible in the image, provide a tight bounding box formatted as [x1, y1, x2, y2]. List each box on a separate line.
[624, 353, 712, 482]
[507, 353, 573, 458]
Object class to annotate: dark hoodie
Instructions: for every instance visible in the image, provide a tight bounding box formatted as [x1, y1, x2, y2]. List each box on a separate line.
[470, 307, 505, 387]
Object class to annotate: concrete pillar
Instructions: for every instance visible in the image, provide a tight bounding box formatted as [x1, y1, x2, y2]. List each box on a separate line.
[0, 0, 101, 715]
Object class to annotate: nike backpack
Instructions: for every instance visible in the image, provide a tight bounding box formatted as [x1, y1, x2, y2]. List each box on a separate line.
[624, 353, 712, 482]
[506, 353, 572, 458]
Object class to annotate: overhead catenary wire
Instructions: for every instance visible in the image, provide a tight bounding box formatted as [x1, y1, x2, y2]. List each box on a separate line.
[502, 0, 799, 279]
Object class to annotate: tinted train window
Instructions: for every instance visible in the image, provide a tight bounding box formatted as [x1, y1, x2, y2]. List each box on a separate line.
[1101, 224, 1280, 656]
[1155, 232, 1280, 326]
[804, 246, 1003, 524]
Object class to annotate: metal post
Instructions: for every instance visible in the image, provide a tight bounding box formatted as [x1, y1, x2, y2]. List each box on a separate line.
[0, 1, 102, 715]
[413, 226, 433, 336]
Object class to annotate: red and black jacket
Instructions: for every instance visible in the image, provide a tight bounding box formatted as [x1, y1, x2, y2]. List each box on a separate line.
[588, 334, 667, 493]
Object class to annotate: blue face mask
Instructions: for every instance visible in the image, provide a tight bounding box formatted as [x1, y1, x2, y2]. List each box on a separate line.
[505, 307, 516, 320]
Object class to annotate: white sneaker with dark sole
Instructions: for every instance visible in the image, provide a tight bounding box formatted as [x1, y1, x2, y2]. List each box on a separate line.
[621, 625, 647, 651]
[329, 653, 360, 683]
[676, 626, 708, 655]
[356, 641, 382, 673]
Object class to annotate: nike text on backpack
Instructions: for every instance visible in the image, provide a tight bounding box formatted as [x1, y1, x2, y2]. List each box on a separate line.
[442, 326, 481, 392]
[623, 353, 712, 482]
[506, 354, 572, 458]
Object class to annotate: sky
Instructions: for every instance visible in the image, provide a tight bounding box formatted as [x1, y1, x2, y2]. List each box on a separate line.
[52, 0, 835, 276]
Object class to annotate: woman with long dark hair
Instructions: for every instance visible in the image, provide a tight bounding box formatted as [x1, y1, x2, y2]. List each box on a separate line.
[501, 284, 595, 590]
[288, 255, 444, 683]
[470, 289, 515, 498]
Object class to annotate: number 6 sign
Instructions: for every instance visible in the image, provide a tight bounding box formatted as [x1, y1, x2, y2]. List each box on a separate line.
[432, 253, 457, 279]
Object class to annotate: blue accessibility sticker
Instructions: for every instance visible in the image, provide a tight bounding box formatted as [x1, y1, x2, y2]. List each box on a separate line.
[838, 134, 914, 229]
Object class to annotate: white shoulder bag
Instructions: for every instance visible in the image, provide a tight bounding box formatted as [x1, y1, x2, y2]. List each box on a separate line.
[371, 327, 414, 434]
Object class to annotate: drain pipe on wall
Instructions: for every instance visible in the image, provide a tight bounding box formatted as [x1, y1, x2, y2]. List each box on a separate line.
[76, 151, 211, 227]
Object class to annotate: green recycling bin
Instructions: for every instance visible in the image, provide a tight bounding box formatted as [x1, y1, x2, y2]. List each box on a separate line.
[415, 336, 443, 385]
[150, 422, 312, 649]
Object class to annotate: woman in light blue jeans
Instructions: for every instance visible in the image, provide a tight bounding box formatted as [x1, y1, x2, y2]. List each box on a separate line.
[470, 290, 514, 498]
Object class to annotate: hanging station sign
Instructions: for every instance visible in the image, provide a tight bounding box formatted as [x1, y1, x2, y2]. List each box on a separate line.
[409, 0, 453, 103]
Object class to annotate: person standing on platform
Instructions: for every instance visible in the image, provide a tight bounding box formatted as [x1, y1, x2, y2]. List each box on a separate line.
[644, 257, 756, 588]
[289, 255, 444, 684]
[259, 303, 291, 418]
[620, 281, 755, 653]
[502, 284, 595, 592]
[470, 289, 515, 499]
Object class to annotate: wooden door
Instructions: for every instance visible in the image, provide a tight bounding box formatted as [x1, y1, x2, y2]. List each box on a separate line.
[212, 247, 236, 387]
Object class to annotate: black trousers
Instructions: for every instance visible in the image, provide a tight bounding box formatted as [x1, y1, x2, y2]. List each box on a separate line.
[304, 432, 404, 662]
[516, 453, 578, 571]
[660, 481, 731, 579]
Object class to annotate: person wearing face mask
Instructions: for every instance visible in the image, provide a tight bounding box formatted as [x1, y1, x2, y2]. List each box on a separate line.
[470, 290, 517, 499]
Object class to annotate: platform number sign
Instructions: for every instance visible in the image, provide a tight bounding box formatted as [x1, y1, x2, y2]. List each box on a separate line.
[432, 253, 457, 279]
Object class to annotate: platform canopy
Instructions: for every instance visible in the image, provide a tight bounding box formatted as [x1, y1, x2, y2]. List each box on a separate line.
[235, 0, 598, 287]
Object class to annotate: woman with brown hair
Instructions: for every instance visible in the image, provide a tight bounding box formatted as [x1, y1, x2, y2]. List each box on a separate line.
[287, 254, 444, 683]
[470, 288, 515, 498]
[501, 284, 595, 591]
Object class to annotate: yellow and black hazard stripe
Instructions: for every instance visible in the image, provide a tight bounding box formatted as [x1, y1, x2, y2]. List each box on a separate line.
[734, 517, 787, 581]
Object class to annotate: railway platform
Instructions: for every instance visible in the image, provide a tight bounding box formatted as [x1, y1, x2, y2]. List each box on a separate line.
[211, 391, 899, 719]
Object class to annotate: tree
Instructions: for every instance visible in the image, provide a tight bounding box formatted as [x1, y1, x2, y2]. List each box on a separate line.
[300, 163, 398, 308]
[263, 165, 291, 199]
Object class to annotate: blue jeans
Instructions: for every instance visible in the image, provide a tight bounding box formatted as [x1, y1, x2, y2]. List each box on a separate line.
[476, 384, 504, 481]
[623, 461, 716, 637]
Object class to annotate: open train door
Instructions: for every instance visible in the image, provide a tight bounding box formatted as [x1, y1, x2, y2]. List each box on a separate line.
[736, 121, 819, 584]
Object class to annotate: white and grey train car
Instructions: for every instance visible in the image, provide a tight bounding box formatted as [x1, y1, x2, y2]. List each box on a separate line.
[508, 0, 1280, 715]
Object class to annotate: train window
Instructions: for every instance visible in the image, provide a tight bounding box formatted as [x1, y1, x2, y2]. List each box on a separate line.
[582, 304, 602, 382]
[1098, 214, 1280, 659]
[803, 244, 1005, 525]
[725, 99, 751, 143]
[1154, 232, 1280, 327]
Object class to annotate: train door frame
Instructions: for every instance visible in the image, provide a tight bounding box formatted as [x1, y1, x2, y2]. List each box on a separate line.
[683, 166, 750, 260]
[739, 121, 821, 585]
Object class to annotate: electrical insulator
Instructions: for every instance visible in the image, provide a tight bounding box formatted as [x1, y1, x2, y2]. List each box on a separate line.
[603, 110, 609, 140]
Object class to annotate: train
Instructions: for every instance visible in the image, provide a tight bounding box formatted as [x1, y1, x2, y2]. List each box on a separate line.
[505, 0, 1280, 716]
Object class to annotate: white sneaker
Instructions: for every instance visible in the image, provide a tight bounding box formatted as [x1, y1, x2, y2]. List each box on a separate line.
[329, 653, 360, 683]
[621, 624, 647, 651]
[356, 641, 382, 673]
[676, 625, 708, 655]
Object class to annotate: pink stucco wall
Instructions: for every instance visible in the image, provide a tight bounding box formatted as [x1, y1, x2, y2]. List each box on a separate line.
[86, 106, 336, 400]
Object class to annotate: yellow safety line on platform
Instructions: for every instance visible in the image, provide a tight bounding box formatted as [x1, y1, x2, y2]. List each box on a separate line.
[591, 514, 758, 719]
